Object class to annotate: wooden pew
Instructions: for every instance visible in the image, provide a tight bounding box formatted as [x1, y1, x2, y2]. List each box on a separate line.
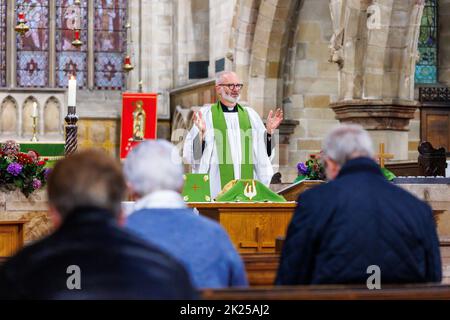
[242, 253, 279, 287]
[201, 283, 450, 300]
[241, 239, 450, 287]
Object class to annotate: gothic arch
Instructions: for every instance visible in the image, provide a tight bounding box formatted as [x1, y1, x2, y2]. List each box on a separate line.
[229, 0, 260, 100]
[44, 96, 62, 134]
[231, 0, 303, 116]
[22, 96, 39, 137]
[0, 96, 18, 135]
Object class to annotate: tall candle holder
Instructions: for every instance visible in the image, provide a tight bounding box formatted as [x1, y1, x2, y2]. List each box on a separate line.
[64, 106, 79, 156]
[31, 115, 38, 142]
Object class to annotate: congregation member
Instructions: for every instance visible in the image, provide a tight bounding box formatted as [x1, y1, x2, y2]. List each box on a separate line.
[0, 150, 197, 299]
[276, 124, 442, 285]
[124, 140, 248, 289]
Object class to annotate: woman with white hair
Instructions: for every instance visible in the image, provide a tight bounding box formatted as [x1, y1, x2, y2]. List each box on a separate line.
[124, 140, 248, 289]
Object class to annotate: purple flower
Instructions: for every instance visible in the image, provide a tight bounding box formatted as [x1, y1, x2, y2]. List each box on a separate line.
[7, 162, 23, 176]
[297, 162, 309, 175]
[32, 178, 42, 190]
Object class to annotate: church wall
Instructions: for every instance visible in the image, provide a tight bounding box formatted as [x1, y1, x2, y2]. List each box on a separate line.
[77, 118, 120, 158]
[232, 0, 260, 102]
[173, 0, 210, 86]
[408, 109, 420, 160]
[124, 0, 175, 141]
[208, 0, 237, 76]
[282, 0, 339, 182]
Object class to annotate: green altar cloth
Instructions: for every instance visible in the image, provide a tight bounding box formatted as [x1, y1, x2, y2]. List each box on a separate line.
[215, 179, 286, 203]
[17, 141, 65, 167]
[182, 173, 212, 202]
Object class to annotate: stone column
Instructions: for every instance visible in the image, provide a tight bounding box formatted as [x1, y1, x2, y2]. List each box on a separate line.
[87, 0, 94, 90]
[329, 0, 423, 161]
[138, 0, 174, 139]
[48, 0, 56, 87]
[6, 0, 15, 87]
[126, 0, 141, 91]
[439, 0, 450, 85]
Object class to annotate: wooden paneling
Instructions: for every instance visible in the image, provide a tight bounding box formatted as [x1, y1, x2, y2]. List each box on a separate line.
[420, 105, 450, 155]
[188, 202, 296, 254]
[385, 161, 421, 176]
[277, 180, 324, 202]
[242, 253, 279, 287]
[422, 112, 450, 150]
[169, 80, 216, 118]
[0, 221, 25, 258]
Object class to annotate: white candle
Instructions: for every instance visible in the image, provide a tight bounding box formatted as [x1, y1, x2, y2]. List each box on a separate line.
[32, 102, 38, 117]
[68, 76, 77, 106]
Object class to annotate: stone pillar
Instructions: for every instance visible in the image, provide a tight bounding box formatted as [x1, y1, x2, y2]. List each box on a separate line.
[439, 0, 450, 85]
[329, 0, 424, 160]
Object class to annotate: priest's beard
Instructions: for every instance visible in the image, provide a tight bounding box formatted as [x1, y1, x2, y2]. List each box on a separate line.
[220, 87, 240, 105]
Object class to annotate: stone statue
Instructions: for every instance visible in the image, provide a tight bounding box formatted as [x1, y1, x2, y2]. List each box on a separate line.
[132, 100, 146, 141]
[328, 28, 344, 69]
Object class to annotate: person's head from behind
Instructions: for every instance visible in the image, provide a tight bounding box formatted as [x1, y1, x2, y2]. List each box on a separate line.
[123, 140, 184, 200]
[322, 124, 374, 180]
[47, 149, 127, 228]
[215, 71, 243, 106]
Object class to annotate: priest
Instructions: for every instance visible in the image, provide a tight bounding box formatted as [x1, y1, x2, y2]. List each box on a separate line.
[183, 71, 283, 198]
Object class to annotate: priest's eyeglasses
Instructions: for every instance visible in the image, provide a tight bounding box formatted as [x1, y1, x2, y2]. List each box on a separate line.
[219, 83, 244, 90]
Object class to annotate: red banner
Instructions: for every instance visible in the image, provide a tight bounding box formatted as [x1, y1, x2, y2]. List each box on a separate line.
[120, 93, 158, 159]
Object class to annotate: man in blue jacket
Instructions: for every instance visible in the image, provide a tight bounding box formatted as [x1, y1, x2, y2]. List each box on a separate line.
[276, 124, 442, 285]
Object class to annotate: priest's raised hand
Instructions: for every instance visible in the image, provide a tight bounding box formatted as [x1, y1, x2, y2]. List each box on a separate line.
[193, 111, 206, 140]
[266, 108, 283, 135]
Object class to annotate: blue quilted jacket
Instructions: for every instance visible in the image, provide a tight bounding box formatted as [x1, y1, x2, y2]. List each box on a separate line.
[276, 157, 442, 285]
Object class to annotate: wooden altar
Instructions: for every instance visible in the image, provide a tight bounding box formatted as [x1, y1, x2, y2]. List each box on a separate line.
[187, 202, 297, 254]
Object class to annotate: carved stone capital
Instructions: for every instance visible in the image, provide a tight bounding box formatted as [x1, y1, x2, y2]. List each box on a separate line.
[330, 99, 419, 131]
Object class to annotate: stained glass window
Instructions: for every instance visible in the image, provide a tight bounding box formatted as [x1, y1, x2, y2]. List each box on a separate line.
[415, 0, 438, 84]
[0, 0, 7, 87]
[56, 0, 88, 88]
[94, 0, 126, 90]
[16, 0, 49, 87]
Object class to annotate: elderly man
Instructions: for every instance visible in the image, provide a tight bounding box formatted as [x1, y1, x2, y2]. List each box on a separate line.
[0, 150, 197, 299]
[124, 140, 248, 289]
[183, 71, 283, 198]
[276, 124, 442, 285]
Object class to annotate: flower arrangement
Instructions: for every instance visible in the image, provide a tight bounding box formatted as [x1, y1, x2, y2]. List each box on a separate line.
[295, 153, 326, 182]
[0, 140, 50, 197]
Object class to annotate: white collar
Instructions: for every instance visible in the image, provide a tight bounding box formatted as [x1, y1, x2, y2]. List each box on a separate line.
[134, 190, 187, 210]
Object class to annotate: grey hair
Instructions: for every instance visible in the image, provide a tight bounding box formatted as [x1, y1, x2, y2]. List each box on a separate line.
[215, 71, 236, 85]
[322, 124, 374, 166]
[123, 140, 184, 196]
